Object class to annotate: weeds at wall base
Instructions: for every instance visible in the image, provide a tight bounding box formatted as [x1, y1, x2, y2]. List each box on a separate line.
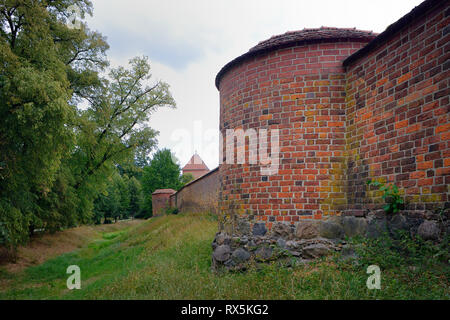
[347, 231, 450, 272]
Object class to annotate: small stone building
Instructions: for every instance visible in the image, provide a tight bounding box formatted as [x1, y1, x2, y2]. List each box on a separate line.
[152, 189, 176, 216]
[182, 153, 210, 180]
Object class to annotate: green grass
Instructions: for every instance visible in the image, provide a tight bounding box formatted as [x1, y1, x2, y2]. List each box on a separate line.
[0, 212, 448, 300]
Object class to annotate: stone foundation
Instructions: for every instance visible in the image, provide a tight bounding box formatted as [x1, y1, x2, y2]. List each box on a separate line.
[212, 209, 449, 271]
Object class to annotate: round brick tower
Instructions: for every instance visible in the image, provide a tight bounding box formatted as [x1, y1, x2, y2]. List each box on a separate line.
[215, 27, 377, 238]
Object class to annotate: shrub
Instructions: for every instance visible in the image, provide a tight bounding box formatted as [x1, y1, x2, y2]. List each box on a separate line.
[350, 230, 449, 270]
[367, 179, 404, 214]
[135, 209, 152, 220]
[166, 207, 179, 215]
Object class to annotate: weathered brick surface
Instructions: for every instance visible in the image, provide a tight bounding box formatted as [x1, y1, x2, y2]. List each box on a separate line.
[345, 2, 450, 213]
[170, 168, 219, 214]
[218, 39, 371, 232]
[216, 0, 449, 232]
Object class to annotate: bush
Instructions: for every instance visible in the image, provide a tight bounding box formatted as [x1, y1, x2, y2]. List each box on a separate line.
[135, 209, 152, 220]
[367, 179, 404, 214]
[166, 207, 179, 215]
[350, 230, 449, 270]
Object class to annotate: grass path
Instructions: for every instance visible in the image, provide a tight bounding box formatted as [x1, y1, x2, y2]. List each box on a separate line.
[0, 212, 448, 300]
[0, 219, 142, 273]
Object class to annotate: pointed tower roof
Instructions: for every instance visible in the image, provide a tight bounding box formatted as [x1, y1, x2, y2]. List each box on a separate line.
[182, 153, 209, 171]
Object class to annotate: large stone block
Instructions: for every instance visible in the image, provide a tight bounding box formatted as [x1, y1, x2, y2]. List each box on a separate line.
[302, 244, 332, 259]
[366, 217, 388, 238]
[417, 221, 440, 241]
[319, 218, 344, 239]
[232, 248, 251, 263]
[342, 216, 367, 238]
[272, 223, 294, 240]
[296, 221, 319, 239]
[252, 223, 267, 236]
[213, 245, 231, 262]
[255, 246, 273, 261]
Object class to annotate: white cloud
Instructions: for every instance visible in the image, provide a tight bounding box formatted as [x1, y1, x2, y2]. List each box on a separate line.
[87, 0, 424, 169]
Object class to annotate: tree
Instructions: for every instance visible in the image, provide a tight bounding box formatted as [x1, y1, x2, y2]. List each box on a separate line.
[141, 149, 189, 216]
[73, 56, 175, 188]
[93, 170, 145, 223]
[63, 56, 175, 225]
[0, 0, 108, 248]
[0, 1, 175, 251]
[181, 173, 195, 185]
[128, 176, 143, 218]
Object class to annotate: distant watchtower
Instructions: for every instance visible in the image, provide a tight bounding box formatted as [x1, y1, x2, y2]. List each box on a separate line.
[182, 153, 210, 180]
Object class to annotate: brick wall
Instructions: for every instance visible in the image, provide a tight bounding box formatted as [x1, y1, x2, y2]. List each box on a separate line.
[171, 168, 219, 214]
[218, 40, 372, 232]
[215, 0, 449, 233]
[152, 190, 176, 216]
[344, 1, 449, 214]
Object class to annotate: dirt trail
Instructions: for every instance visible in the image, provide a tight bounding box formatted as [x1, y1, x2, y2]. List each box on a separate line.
[0, 219, 144, 273]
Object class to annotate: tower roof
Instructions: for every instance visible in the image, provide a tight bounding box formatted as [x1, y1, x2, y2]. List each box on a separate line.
[182, 154, 210, 172]
[215, 27, 377, 89]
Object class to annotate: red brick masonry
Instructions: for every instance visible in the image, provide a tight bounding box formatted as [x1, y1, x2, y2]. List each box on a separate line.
[152, 189, 176, 216]
[170, 168, 219, 214]
[215, 0, 449, 232]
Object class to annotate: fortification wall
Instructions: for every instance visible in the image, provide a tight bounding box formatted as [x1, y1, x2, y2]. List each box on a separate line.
[218, 39, 372, 234]
[170, 168, 219, 214]
[344, 2, 449, 215]
[212, 0, 449, 270]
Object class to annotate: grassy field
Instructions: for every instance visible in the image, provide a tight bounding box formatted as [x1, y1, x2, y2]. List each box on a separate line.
[0, 212, 448, 300]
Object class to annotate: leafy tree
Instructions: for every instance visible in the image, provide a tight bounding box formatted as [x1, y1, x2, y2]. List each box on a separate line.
[181, 173, 195, 185]
[0, 0, 108, 248]
[93, 170, 145, 223]
[141, 149, 189, 216]
[73, 56, 174, 188]
[0, 1, 175, 251]
[128, 176, 143, 218]
[63, 55, 175, 226]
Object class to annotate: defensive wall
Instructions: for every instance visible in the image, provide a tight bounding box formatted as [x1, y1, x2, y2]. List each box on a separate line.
[211, 0, 449, 269]
[169, 167, 220, 214]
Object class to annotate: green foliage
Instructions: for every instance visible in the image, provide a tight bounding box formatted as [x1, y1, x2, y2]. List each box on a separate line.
[350, 231, 449, 273]
[0, 1, 175, 251]
[367, 179, 404, 214]
[166, 207, 179, 215]
[180, 173, 195, 185]
[128, 176, 144, 217]
[134, 209, 152, 220]
[93, 170, 144, 224]
[141, 149, 188, 215]
[0, 0, 88, 248]
[142, 149, 184, 192]
[0, 200, 30, 249]
[1, 214, 448, 300]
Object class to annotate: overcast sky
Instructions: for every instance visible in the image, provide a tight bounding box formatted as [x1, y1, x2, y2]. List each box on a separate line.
[86, 0, 423, 169]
